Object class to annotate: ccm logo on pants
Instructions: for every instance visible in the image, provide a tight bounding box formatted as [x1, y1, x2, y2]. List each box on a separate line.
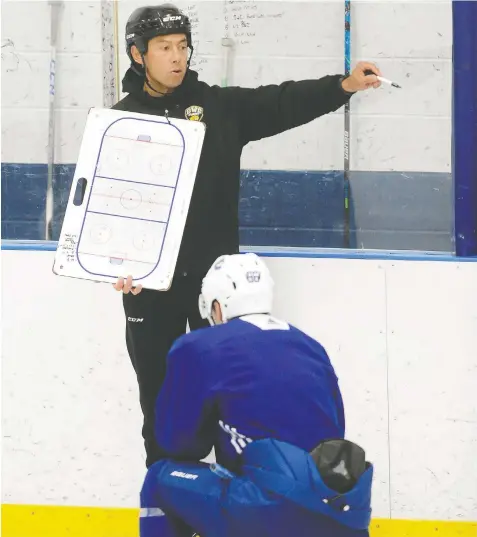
[128, 317, 144, 322]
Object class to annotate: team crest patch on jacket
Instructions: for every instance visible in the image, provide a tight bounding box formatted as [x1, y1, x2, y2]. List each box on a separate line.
[185, 105, 204, 121]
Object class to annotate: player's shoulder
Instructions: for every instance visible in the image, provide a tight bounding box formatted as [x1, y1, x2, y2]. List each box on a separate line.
[169, 316, 327, 354]
[264, 318, 331, 357]
[236, 314, 305, 338]
[170, 319, 250, 357]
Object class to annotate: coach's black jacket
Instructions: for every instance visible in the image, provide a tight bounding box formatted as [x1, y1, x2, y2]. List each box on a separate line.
[113, 67, 353, 277]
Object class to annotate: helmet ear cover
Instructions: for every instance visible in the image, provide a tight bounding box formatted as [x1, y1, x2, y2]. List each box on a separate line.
[128, 36, 147, 59]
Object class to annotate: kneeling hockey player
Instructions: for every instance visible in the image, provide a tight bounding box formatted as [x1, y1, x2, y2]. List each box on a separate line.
[140, 253, 374, 537]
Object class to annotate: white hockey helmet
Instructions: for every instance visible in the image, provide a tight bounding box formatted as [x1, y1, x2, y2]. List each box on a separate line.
[199, 253, 274, 324]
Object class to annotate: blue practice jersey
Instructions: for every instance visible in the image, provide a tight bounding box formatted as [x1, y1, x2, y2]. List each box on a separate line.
[154, 314, 345, 471]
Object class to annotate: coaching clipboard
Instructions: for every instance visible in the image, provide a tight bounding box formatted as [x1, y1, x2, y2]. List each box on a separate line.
[52, 107, 206, 291]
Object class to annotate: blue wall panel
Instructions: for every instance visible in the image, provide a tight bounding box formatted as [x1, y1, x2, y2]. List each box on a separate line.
[452, 0, 477, 257]
[1, 163, 453, 252]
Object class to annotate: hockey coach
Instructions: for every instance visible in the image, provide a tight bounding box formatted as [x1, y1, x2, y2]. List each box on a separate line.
[112, 3, 382, 467]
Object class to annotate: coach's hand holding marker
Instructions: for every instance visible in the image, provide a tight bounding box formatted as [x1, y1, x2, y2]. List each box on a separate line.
[341, 61, 383, 92]
[341, 62, 402, 92]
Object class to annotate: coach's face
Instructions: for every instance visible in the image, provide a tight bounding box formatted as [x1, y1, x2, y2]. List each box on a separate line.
[132, 34, 188, 94]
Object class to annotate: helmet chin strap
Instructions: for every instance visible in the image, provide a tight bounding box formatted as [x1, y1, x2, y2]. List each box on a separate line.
[138, 45, 195, 97]
[140, 54, 170, 96]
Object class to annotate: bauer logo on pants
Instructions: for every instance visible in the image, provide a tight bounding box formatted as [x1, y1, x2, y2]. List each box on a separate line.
[185, 105, 204, 122]
[170, 470, 198, 480]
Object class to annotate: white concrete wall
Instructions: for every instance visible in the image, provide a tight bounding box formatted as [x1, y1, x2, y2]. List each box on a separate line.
[2, 0, 452, 172]
[1, 0, 104, 164]
[2, 250, 477, 521]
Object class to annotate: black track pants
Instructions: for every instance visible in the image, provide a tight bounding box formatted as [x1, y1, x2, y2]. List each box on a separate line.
[122, 272, 209, 467]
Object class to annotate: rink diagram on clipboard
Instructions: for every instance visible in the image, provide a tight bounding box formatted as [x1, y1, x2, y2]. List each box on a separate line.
[53, 109, 206, 289]
[75, 119, 186, 280]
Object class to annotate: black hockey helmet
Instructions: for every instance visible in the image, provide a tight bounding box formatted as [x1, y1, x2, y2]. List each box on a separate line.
[125, 3, 192, 64]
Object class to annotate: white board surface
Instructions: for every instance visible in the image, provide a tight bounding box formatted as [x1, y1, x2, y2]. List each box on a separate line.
[53, 107, 206, 290]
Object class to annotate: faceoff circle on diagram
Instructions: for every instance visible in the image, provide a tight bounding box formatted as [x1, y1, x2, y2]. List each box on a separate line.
[121, 189, 142, 209]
